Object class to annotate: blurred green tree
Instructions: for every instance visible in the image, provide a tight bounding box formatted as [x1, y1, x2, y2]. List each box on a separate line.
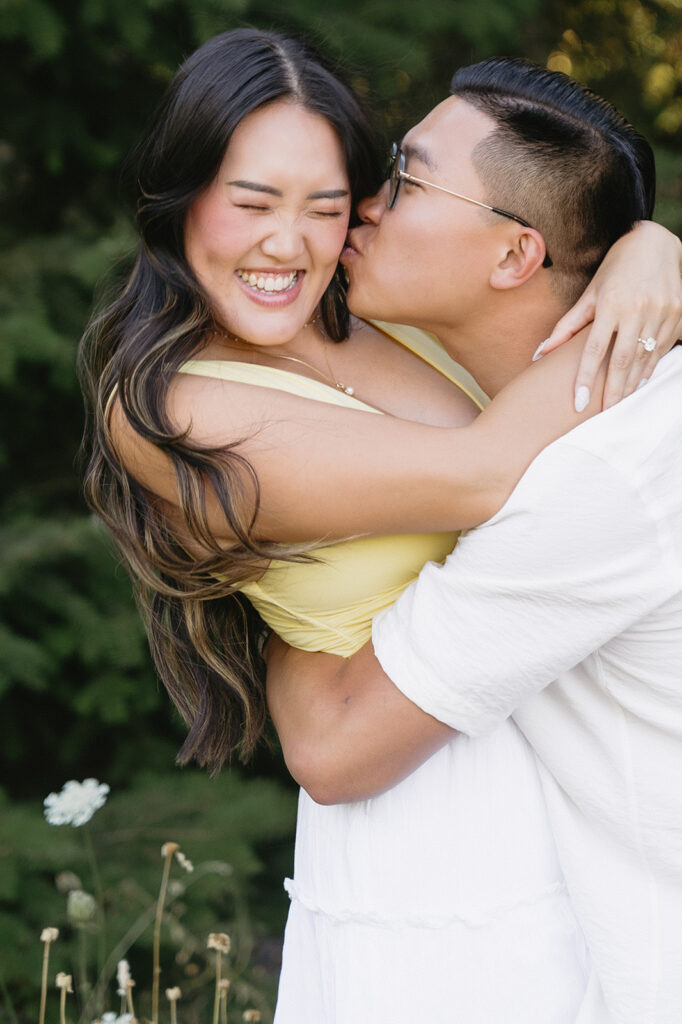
[0, 0, 679, 1015]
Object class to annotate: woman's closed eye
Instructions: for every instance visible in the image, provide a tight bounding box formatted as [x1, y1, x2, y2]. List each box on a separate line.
[310, 209, 345, 218]
[234, 203, 344, 218]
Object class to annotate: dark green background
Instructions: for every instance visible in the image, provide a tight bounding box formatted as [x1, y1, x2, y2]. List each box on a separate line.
[1, 0, 680, 1020]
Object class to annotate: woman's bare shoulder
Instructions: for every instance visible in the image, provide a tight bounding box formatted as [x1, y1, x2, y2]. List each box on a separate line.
[108, 393, 181, 505]
[344, 317, 481, 426]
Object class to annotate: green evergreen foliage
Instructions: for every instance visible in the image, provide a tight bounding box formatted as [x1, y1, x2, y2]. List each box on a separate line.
[0, 1, 679, 1018]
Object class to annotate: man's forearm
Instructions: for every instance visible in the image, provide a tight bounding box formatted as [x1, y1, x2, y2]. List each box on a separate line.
[266, 636, 453, 804]
[266, 640, 348, 800]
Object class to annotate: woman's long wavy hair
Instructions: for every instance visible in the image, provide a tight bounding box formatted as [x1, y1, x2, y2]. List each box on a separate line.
[78, 29, 383, 774]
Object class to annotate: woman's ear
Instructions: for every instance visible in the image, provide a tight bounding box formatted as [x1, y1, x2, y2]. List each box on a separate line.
[489, 228, 548, 290]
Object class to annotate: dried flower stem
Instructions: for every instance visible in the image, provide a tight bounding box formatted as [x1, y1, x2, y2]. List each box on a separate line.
[212, 951, 223, 1024]
[39, 931, 59, 1024]
[126, 980, 137, 1020]
[152, 845, 177, 1024]
[56, 976, 73, 1024]
[39, 941, 52, 1024]
[219, 980, 230, 1024]
[166, 989, 181, 1024]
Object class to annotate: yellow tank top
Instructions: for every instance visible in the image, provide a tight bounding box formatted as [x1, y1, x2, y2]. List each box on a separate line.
[179, 322, 487, 656]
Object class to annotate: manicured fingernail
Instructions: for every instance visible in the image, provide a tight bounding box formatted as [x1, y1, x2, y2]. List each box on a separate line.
[532, 340, 548, 362]
[637, 378, 649, 390]
[574, 385, 590, 413]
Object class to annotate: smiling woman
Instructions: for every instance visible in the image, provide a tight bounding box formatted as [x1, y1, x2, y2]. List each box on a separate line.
[77, 28, 389, 771]
[184, 101, 351, 346]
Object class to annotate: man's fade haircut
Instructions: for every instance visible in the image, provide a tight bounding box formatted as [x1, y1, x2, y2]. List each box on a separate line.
[450, 58, 655, 302]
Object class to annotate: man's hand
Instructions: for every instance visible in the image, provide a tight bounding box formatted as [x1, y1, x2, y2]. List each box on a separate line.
[265, 635, 454, 804]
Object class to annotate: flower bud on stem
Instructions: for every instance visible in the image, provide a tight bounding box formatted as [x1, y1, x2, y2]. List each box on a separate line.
[39, 929, 59, 1024]
[152, 843, 180, 1024]
[56, 973, 73, 1024]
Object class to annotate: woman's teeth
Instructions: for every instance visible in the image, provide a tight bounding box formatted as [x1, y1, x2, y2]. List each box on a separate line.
[237, 270, 298, 293]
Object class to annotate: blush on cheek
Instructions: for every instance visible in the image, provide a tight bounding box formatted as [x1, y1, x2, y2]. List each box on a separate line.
[188, 207, 260, 268]
[323, 218, 352, 264]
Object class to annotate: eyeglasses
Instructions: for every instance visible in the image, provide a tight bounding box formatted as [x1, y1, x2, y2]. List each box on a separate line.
[387, 143, 552, 268]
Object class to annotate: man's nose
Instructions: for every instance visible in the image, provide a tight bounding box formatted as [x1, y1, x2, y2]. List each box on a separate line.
[357, 182, 389, 225]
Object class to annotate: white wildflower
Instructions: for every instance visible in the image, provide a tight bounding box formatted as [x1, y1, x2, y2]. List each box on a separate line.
[41, 927, 59, 943]
[175, 850, 193, 873]
[56, 973, 73, 992]
[97, 1014, 131, 1024]
[116, 959, 131, 997]
[207, 932, 231, 954]
[165, 988, 181, 1001]
[161, 841, 179, 858]
[242, 1011, 261, 1023]
[44, 779, 109, 827]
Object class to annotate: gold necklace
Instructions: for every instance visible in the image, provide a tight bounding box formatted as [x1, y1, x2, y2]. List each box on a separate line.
[212, 326, 356, 396]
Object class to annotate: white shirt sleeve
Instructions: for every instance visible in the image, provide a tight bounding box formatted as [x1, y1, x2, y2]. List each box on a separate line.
[372, 440, 675, 736]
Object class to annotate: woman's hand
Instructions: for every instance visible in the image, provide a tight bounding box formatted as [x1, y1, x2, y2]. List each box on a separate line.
[539, 221, 682, 411]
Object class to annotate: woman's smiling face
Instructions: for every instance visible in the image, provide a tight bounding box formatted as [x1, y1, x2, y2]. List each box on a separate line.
[184, 99, 351, 347]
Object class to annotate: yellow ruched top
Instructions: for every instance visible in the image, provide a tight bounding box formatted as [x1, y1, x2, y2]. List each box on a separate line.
[179, 321, 487, 656]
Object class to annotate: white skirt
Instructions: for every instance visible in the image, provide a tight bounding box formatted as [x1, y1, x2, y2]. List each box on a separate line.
[274, 719, 590, 1023]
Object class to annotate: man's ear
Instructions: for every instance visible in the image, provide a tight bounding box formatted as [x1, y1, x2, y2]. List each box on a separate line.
[489, 229, 548, 290]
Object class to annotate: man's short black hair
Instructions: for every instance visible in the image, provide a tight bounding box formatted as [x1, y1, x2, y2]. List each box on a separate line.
[450, 58, 655, 301]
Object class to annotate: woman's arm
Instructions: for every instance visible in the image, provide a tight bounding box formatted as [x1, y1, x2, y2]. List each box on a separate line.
[542, 222, 682, 409]
[112, 328, 607, 543]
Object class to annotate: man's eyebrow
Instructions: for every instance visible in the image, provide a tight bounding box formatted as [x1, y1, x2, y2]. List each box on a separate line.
[402, 142, 437, 171]
[227, 181, 349, 200]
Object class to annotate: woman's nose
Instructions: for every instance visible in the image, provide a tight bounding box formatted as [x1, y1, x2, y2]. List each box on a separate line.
[357, 182, 389, 225]
[260, 216, 306, 261]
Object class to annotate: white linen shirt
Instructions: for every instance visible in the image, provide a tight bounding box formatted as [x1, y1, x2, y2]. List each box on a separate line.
[372, 347, 682, 1024]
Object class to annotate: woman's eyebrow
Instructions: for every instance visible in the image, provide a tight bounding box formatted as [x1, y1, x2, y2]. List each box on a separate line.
[228, 180, 282, 195]
[227, 181, 349, 200]
[306, 189, 349, 200]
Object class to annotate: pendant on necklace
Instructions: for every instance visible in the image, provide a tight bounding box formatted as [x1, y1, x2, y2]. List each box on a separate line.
[337, 383, 355, 396]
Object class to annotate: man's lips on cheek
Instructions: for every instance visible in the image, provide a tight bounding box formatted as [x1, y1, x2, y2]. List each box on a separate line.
[345, 228, 366, 253]
[341, 236, 364, 263]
